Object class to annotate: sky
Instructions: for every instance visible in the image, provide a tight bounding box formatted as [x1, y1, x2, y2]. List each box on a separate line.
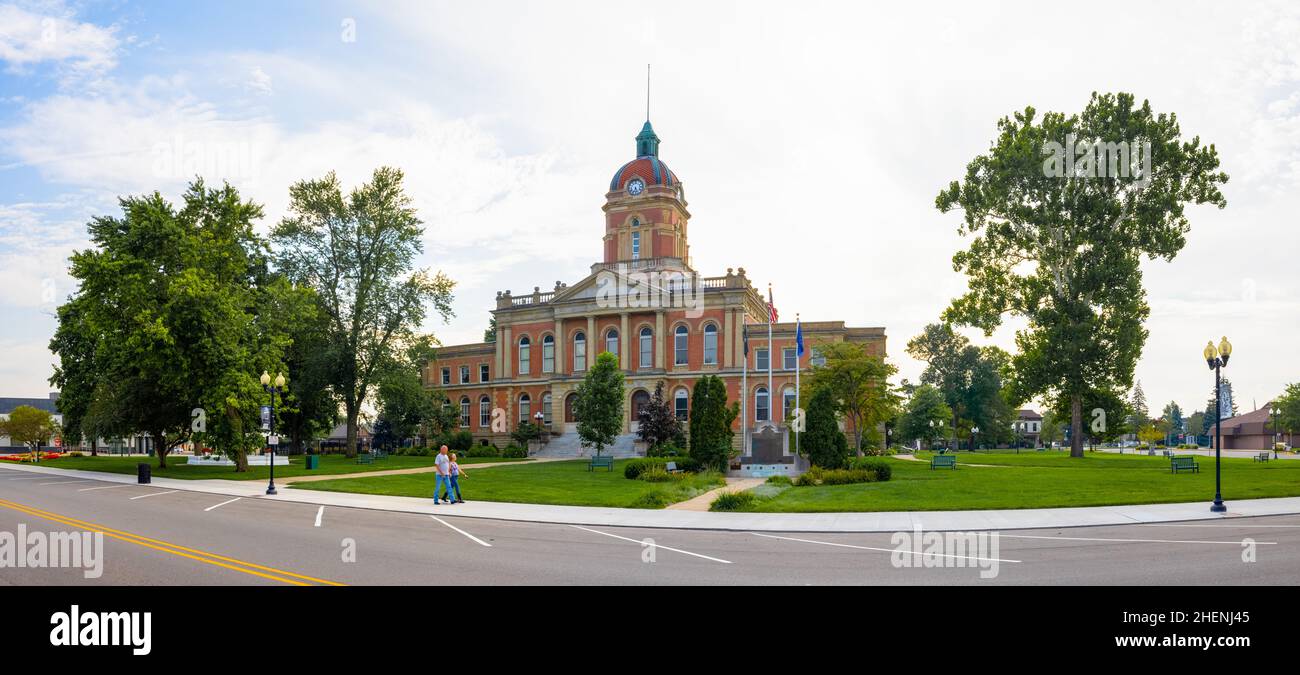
[0, 0, 1297, 418]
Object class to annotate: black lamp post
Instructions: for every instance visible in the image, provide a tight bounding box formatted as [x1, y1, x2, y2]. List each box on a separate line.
[970, 426, 979, 453]
[260, 370, 287, 496]
[1203, 337, 1231, 513]
[1271, 403, 1282, 460]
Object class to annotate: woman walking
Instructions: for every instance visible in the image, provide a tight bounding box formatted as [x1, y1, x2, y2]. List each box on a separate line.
[447, 452, 468, 504]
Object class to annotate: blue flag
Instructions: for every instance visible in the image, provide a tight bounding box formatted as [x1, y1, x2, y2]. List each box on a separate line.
[743, 323, 749, 356]
[795, 319, 804, 357]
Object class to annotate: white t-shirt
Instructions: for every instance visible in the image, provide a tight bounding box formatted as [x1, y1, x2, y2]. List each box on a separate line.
[435, 453, 450, 475]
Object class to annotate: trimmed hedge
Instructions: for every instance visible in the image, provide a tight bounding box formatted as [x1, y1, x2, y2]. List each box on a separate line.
[846, 456, 892, 482]
[623, 456, 703, 479]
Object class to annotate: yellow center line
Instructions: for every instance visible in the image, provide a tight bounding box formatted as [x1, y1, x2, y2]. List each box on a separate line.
[0, 498, 344, 587]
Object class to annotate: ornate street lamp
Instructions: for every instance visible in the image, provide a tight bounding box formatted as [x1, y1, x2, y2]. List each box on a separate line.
[1271, 402, 1282, 460]
[260, 370, 287, 496]
[970, 425, 979, 452]
[1203, 337, 1231, 513]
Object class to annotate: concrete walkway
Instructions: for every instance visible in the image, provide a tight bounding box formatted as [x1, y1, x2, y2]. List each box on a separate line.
[665, 477, 766, 512]
[276, 457, 565, 483]
[5, 462, 1300, 532]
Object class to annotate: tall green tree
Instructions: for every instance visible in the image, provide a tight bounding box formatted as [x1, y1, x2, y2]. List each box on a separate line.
[802, 342, 898, 456]
[936, 92, 1227, 457]
[1160, 401, 1184, 443]
[49, 297, 98, 455]
[1275, 383, 1300, 440]
[802, 385, 849, 468]
[272, 167, 455, 457]
[574, 351, 624, 456]
[897, 384, 952, 450]
[906, 324, 1017, 450]
[1, 405, 59, 459]
[687, 375, 737, 471]
[1128, 381, 1149, 433]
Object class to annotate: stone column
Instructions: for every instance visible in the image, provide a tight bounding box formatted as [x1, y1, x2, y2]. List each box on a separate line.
[554, 317, 565, 375]
[723, 308, 733, 368]
[655, 310, 665, 369]
[501, 325, 512, 379]
[586, 315, 596, 369]
[619, 312, 630, 370]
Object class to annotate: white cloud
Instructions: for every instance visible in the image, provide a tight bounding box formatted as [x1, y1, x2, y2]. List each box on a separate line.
[0, 3, 118, 76]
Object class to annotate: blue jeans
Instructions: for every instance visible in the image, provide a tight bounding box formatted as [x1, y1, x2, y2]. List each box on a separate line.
[434, 474, 453, 502]
[448, 475, 462, 501]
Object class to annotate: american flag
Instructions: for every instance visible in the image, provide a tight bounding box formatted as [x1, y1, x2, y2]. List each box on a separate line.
[767, 285, 778, 324]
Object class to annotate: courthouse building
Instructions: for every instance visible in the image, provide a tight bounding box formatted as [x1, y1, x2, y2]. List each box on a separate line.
[425, 119, 886, 457]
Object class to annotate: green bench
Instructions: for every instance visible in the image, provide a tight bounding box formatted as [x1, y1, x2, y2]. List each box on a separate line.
[588, 454, 615, 472]
[1170, 456, 1199, 474]
[930, 455, 957, 470]
[356, 452, 374, 465]
[1253, 452, 1270, 462]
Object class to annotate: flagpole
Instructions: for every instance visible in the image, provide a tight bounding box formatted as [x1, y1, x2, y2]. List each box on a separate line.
[795, 313, 801, 457]
[741, 316, 748, 456]
[767, 284, 774, 427]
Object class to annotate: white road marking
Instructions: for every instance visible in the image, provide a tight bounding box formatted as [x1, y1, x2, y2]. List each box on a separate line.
[571, 524, 731, 564]
[430, 515, 492, 547]
[314, 506, 324, 527]
[1140, 523, 1300, 529]
[77, 484, 135, 492]
[128, 490, 179, 500]
[751, 532, 1021, 564]
[3, 476, 46, 480]
[37, 480, 90, 486]
[205, 497, 242, 512]
[995, 533, 1276, 545]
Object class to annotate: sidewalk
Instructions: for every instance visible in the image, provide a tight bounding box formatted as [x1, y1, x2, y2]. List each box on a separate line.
[5, 462, 1300, 532]
[276, 456, 566, 483]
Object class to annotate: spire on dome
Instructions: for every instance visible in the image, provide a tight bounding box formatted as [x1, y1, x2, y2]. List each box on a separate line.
[636, 120, 660, 158]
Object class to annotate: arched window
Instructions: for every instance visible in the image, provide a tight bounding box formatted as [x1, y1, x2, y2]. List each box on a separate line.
[459, 396, 470, 428]
[519, 393, 531, 424]
[518, 336, 530, 375]
[782, 387, 796, 422]
[605, 329, 619, 357]
[542, 334, 555, 373]
[639, 327, 653, 368]
[703, 323, 718, 365]
[674, 325, 689, 366]
[755, 387, 770, 423]
[565, 392, 578, 423]
[479, 395, 491, 428]
[573, 331, 586, 371]
[632, 390, 651, 421]
[542, 392, 553, 426]
[674, 388, 689, 421]
[631, 217, 640, 227]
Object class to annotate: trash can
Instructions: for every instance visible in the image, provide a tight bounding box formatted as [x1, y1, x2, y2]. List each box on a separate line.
[137, 463, 151, 484]
[305, 455, 320, 470]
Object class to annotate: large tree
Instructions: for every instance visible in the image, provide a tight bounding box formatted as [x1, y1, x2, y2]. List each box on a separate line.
[1, 405, 59, 460]
[906, 324, 1017, 450]
[801, 385, 849, 468]
[637, 381, 682, 451]
[687, 375, 737, 471]
[272, 167, 455, 457]
[936, 92, 1228, 457]
[801, 342, 898, 456]
[897, 384, 952, 450]
[574, 351, 624, 456]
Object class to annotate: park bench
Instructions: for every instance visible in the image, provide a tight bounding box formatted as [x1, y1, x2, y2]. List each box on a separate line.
[356, 452, 374, 465]
[588, 454, 615, 472]
[374, 449, 389, 460]
[1254, 452, 1270, 463]
[930, 454, 957, 470]
[1170, 456, 1199, 474]
[1162, 450, 1173, 458]
[665, 461, 682, 474]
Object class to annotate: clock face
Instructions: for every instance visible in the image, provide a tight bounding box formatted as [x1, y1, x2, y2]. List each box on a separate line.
[627, 179, 645, 195]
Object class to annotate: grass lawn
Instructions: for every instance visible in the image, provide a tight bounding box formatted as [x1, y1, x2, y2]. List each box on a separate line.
[735, 451, 1300, 512]
[24, 453, 528, 481]
[291, 459, 726, 509]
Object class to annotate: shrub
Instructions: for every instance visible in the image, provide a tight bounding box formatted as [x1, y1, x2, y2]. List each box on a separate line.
[765, 474, 792, 486]
[623, 456, 703, 479]
[794, 466, 877, 487]
[637, 466, 691, 483]
[445, 430, 474, 451]
[501, 445, 528, 459]
[846, 456, 892, 482]
[709, 491, 757, 512]
[629, 489, 676, 509]
[462, 445, 501, 458]
[647, 442, 687, 457]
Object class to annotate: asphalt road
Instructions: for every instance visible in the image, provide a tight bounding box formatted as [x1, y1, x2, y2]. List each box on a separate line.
[2, 465, 1298, 586]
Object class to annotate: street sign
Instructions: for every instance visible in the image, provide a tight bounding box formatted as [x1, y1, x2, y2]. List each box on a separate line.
[268, 435, 279, 445]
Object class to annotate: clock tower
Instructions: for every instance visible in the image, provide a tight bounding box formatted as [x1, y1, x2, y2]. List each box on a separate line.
[602, 120, 690, 267]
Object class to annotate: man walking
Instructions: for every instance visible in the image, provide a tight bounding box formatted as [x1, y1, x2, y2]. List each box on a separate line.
[433, 445, 453, 504]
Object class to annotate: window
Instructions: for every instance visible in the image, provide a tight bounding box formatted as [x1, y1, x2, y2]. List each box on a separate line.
[639, 327, 653, 368]
[703, 324, 718, 365]
[441, 367, 450, 385]
[518, 336, 530, 375]
[605, 329, 619, 357]
[573, 332, 586, 371]
[756, 387, 770, 422]
[631, 231, 640, 260]
[783, 347, 796, 370]
[479, 364, 489, 382]
[811, 347, 825, 367]
[459, 396, 470, 428]
[519, 393, 531, 424]
[631, 217, 640, 227]
[674, 325, 689, 366]
[756, 348, 769, 371]
[542, 334, 555, 373]
[782, 387, 796, 422]
[542, 392, 553, 426]
[674, 389, 689, 421]
[459, 365, 470, 384]
[479, 395, 491, 428]
[632, 390, 651, 421]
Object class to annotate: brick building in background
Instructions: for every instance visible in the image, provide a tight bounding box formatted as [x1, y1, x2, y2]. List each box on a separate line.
[425, 119, 886, 458]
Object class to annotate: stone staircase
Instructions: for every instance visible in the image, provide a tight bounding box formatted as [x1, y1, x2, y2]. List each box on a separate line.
[532, 432, 641, 459]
